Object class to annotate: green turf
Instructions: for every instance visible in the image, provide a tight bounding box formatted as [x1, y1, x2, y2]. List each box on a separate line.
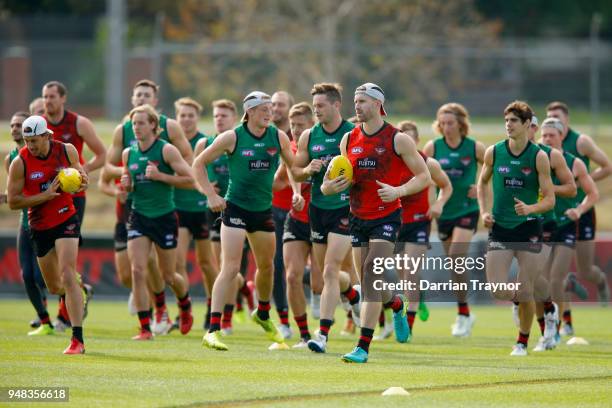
[0, 300, 611, 407]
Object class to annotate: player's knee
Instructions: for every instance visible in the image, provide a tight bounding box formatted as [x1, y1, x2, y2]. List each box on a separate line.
[46, 280, 63, 295]
[286, 269, 303, 289]
[491, 289, 513, 301]
[322, 265, 340, 283]
[131, 264, 147, 282]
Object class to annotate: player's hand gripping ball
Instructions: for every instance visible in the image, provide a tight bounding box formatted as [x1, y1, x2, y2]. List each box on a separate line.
[327, 155, 353, 182]
[58, 168, 82, 193]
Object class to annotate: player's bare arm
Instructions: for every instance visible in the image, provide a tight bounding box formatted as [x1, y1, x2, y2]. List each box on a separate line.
[550, 149, 576, 198]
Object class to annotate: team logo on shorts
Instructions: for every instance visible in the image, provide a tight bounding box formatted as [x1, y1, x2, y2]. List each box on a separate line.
[241, 149, 255, 157]
[375, 147, 386, 155]
[66, 223, 76, 231]
[383, 225, 393, 232]
[30, 171, 44, 180]
[529, 236, 539, 243]
[460, 217, 471, 227]
[351, 146, 364, 154]
[460, 157, 471, 166]
[266, 147, 278, 156]
[340, 218, 349, 226]
[521, 167, 532, 176]
[229, 217, 246, 226]
[312, 144, 325, 152]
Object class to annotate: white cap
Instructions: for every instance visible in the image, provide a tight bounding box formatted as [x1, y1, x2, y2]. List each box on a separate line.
[241, 91, 272, 122]
[355, 83, 387, 116]
[22, 115, 53, 137]
[541, 117, 564, 133]
[531, 115, 539, 127]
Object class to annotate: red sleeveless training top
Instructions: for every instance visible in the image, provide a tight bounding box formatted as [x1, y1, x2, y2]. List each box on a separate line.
[45, 110, 86, 198]
[400, 151, 430, 224]
[346, 122, 405, 220]
[19, 141, 76, 230]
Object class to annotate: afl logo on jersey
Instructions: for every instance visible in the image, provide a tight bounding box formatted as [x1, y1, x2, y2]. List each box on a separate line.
[312, 144, 325, 152]
[497, 166, 510, 174]
[241, 149, 255, 157]
[30, 171, 44, 180]
[351, 146, 363, 154]
[521, 167, 532, 176]
[439, 158, 450, 165]
[129, 163, 139, 170]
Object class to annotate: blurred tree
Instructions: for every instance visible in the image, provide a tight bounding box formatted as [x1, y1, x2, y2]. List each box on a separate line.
[155, 0, 501, 115]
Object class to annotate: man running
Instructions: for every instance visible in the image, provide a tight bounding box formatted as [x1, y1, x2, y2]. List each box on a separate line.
[7, 115, 88, 354]
[121, 105, 195, 340]
[334, 83, 430, 363]
[194, 91, 294, 350]
[42, 81, 103, 330]
[291, 83, 361, 354]
[278, 102, 319, 348]
[105, 79, 193, 332]
[477, 101, 555, 356]
[174, 97, 219, 331]
[3, 112, 52, 334]
[538, 117, 598, 349]
[270, 90, 295, 339]
[546, 101, 611, 335]
[423, 103, 485, 337]
[395, 120, 452, 341]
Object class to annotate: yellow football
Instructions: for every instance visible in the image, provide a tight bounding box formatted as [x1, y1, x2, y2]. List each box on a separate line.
[328, 155, 353, 182]
[58, 168, 82, 194]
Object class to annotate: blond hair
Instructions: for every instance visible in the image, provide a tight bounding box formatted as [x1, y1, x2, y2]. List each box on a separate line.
[174, 97, 203, 115]
[432, 103, 471, 137]
[397, 120, 418, 137]
[129, 104, 160, 134]
[289, 102, 313, 120]
[211, 99, 237, 115]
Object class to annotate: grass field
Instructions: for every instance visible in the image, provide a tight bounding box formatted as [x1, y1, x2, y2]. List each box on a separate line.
[1, 300, 611, 407]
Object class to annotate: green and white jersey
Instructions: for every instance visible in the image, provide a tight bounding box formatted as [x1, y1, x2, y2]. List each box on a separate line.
[492, 140, 540, 229]
[307, 120, 354, 209]
[433, 136, 479, 220]
[225, 123, 281, 211]
[127, 138, 175, 218]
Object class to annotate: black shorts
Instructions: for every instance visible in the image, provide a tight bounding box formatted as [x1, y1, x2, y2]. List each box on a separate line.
[208, 210, 222, 242]
[350, 209, 401, 247]
[222, 201, 275, 233]
[488, 219, 542, 253]
[73, 196, 86, 229]
[283, 216, 311, 243]
[541, 220, 557, 245]
[577, 208, 596, 241]
[437, 210, 479, 241]
[551, 221, 578, 248]
[114, 222, 128, 252]
[127, 210, 178, 249]
[30, 214, 82, 258]
[309, 204, 350, 244]
[397, 221, 431, 245]
[177, 210, 210, 240]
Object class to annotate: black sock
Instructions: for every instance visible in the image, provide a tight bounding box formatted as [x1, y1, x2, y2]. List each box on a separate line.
[257, 300, 271, 321]
[357, 328, 374, 353]
[72, 326, 84, 343]
[138, 311, 151, 332]
[209, 312, 222, 332]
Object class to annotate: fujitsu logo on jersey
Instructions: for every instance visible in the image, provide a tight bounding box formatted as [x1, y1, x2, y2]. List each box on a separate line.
[504, 177, 524, 188]
[357, 157, 377, 169]
[249, 159, 271, 170]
